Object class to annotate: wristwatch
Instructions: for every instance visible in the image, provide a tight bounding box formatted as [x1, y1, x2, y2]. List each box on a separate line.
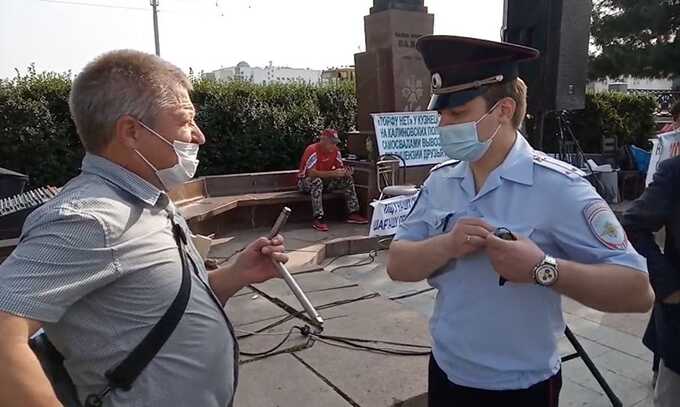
[533, 255, 559, 286]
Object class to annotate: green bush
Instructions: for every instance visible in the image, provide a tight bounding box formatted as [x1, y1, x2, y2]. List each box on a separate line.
[526, 92, 657, 153]
[191, 79, 356, 176]
[1, 68, 653, 189]
[0, 66, 82, 188]
[0, 70, 356, 187]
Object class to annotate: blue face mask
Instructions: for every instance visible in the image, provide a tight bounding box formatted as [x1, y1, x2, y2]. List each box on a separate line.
[438, 103, 502, 162]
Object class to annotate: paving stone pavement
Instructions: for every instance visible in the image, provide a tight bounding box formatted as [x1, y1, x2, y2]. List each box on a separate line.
[329, 253, 658, 407]
[212, 225, 657, 407]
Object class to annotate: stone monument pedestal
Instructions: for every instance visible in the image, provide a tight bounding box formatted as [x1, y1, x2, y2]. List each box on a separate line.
[355, 6, 434, 133]
[350, 2, 434, 210]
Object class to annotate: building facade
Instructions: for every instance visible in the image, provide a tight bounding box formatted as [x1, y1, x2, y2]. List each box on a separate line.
[205, 61, 322, 85]
[321, 67, 356, 83]
[587, 76, 675, 92]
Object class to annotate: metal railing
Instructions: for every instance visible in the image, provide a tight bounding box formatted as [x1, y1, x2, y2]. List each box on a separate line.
[626, 89, 680, 116]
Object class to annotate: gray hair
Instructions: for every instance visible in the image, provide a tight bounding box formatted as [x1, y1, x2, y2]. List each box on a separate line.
[69, 49, 192, 153]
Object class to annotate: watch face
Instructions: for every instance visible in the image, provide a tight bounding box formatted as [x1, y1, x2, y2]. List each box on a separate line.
[536, 265, 558, 286]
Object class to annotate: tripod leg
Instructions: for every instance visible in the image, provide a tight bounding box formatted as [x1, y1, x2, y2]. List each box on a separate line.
[564, 326, 623, 407]
[535, 110, 546, 150]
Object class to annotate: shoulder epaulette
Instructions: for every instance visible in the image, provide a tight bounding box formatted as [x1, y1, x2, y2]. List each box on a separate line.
[532, 152, 587, 179]
[430, 159, 461, 174]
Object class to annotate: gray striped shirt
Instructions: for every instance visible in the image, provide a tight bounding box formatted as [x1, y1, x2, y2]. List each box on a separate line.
[0, 153, 236, 407]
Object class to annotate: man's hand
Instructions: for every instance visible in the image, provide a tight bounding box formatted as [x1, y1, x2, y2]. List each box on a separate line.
[446, 218, 494, 259]
[0, 312, 62, 407]
[231, 235, 288, 285]
[663, 290, 680, 304]
[485, 233, 545, 284]
[332, 168, 348, 178]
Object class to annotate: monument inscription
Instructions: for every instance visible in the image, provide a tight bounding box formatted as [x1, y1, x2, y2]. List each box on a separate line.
[356, 1, 434, 131]
[371, 0, 427, 13]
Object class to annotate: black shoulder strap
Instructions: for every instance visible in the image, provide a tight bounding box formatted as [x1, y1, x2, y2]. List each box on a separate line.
[91, 218, 192, 402]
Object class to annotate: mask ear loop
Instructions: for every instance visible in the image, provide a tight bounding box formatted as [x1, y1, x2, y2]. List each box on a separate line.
[475, 100, 502, 125]
[133, 120, 175, 188]
[134, 149, 160, 173]
[133, 148, 173, 190]
[137, 120, 174, 148]
[486, 123, 502, 143]
[134, 120, 184, 177]
[476, 100, 503, 144]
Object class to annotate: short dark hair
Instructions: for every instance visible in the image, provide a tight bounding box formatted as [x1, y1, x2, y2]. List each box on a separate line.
[671, 100, 680, 121]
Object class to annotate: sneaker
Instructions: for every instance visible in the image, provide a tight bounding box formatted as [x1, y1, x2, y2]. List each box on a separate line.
[313, 218, 329, 232]
[346, 213, 369, 224]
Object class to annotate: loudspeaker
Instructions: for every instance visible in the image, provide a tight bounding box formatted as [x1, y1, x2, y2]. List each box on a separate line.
[503, 0, 592, 113]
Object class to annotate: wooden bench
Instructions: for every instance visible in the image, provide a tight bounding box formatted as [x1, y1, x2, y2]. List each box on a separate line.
[169, 170, 344, 235]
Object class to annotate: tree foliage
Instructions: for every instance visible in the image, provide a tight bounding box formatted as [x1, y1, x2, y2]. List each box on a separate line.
[590, 0, 680, 80]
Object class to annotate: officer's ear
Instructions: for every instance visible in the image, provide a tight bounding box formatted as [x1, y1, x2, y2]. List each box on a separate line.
[495, 97, 516, 127]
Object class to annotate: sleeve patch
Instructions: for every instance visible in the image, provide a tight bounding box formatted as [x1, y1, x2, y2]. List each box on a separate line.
[583, 201, 628, 250]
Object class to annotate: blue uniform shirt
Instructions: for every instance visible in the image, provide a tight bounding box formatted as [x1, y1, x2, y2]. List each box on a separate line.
[395, 134, 647, 390]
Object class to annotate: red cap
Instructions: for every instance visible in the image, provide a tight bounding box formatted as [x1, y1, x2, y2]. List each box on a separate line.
[320, 129, 340, 143]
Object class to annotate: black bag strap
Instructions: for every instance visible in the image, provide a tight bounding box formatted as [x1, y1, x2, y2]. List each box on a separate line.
[86, 218, 193, 406]
[29, 333, 82, 406]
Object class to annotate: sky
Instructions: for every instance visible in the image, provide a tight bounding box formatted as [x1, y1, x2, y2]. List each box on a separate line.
[0, 0, 504, 79]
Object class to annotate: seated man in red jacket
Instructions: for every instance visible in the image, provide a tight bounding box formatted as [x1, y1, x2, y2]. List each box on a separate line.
[298, 129, 368, 231]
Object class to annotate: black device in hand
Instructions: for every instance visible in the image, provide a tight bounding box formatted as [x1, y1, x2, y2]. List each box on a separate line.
[493, 227, 517, 286]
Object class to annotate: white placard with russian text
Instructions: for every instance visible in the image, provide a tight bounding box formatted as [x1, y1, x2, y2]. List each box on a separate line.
[371, 111, 446, 166]
[369, 193, 420, 237]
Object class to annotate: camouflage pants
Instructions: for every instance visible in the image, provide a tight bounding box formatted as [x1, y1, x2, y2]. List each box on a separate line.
[298, 176, 360, 219]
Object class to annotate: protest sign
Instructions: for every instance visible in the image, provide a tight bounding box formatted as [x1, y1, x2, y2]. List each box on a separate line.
[369, 193, 420, 237]
[646, 130, 680, 186]
[371, 111, 446, 166]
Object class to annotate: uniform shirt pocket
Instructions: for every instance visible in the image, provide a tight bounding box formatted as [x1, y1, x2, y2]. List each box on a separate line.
[424, 210, 456, 236]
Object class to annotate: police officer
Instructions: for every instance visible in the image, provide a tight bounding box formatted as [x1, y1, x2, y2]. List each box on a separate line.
[386, 36, 655, 407]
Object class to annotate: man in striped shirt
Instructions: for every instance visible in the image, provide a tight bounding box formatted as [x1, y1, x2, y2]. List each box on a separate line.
[297, 129, 368, 231]
[0, 50, 287, 407]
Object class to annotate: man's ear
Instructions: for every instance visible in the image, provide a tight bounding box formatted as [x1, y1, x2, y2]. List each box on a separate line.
[496, 97, 516, 126]
[115, 115, 141, 149]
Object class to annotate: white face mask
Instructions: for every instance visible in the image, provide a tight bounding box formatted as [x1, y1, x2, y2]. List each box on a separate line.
[134, 121, 200, 191]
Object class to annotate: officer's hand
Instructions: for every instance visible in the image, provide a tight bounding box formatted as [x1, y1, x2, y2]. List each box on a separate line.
[485, 233, 545, 284]
[447, 218, 494, 259]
